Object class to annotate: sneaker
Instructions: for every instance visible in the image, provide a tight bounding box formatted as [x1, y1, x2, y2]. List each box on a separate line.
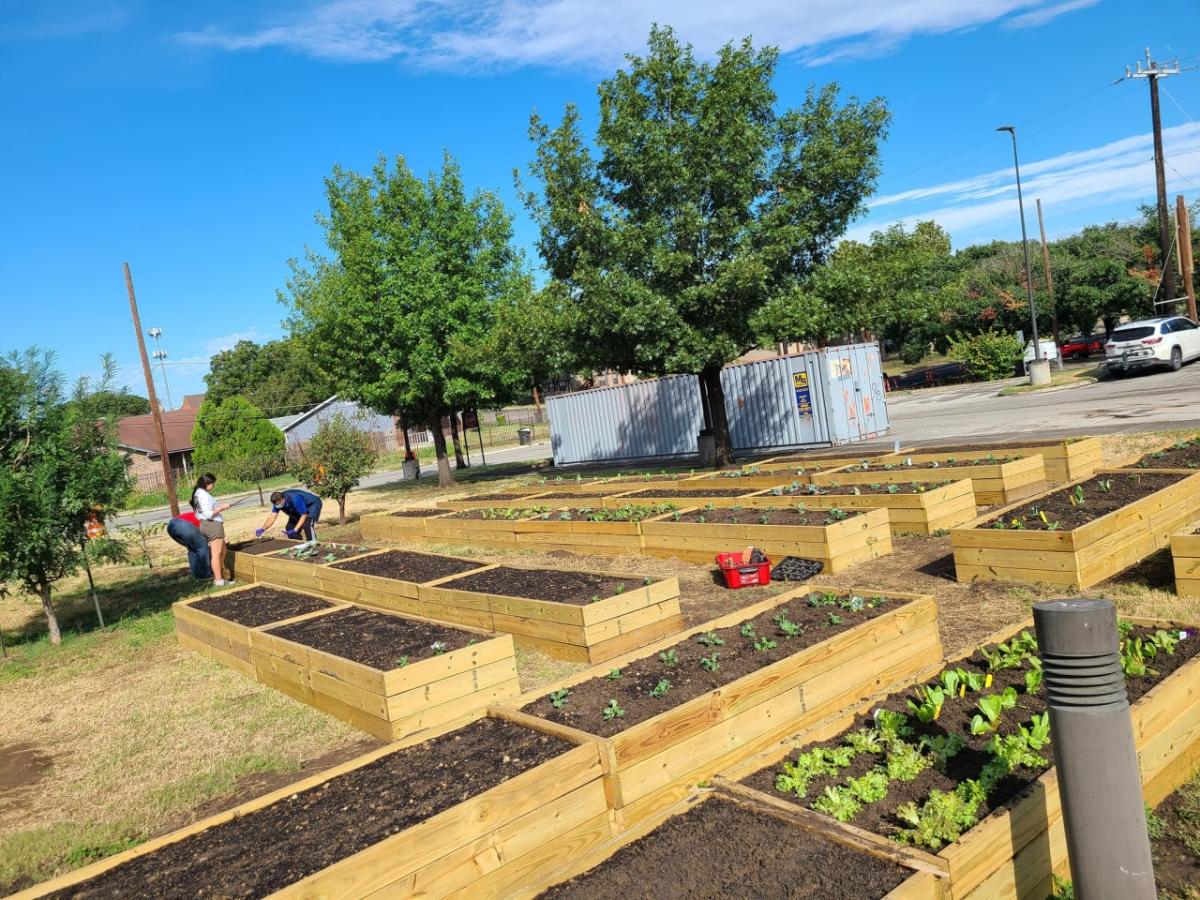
[213, 579, 226, 587]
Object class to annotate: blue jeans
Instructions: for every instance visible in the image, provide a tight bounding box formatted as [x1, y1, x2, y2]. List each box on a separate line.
[167, 519, 212, 580]
[286, 499, 322, 541]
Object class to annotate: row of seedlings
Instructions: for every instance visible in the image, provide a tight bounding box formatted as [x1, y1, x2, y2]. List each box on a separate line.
[711, 613, 1200, 899]
[38, 583, 943, 899]
[175, 582, 521, 741]
[1128, 435, 1200, 597]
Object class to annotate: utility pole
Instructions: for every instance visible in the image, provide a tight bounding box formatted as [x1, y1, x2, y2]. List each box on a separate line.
[1036, 199, 1059, 344]
[1179, 195, 1197, 322]
[1122, 48, 1181, 309]
[124, 263, 180, 516]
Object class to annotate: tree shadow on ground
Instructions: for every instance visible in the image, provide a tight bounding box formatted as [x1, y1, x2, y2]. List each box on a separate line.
[1105, 548, 1176, 592]
[2, 567, 208, 649]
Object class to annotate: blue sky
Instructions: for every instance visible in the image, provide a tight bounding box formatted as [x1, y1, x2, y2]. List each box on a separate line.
[3, 0, 1199, 404]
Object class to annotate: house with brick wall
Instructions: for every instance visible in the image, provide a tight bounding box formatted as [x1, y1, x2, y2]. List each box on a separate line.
[117, 406, 201, 491]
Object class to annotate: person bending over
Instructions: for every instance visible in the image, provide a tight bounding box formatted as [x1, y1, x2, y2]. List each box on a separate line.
[166, 509, 212, 581]
[257, 488, 323, 542]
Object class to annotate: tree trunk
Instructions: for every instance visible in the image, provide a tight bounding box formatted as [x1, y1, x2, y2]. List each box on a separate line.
[448, 411, 467, 469]
[39, 585, 62, 645]
[428, 413, 456, 487]
[700, 366, 734, 468]
[338, 494, 347, 525]
[257, 482, 265, 507]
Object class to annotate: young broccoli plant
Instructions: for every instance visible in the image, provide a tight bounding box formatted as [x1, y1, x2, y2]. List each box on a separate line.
[774, 611, 803, 638]
[658, 648, 680, 668]
[699, 652, 720, 673]
[696, 630, 725, 648]
[549, 688, 570, 709]
[754, 636, 779, 652]
[648, 678, 672, 699]
[602, 699, 626, 720]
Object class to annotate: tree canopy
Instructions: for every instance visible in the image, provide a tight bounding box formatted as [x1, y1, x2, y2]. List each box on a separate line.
[191, 396, 285, 479]
[520, 26, 890, 464]
[204, 337, 336, 414]
[282, 152, 530, 486]
[0, 350, 132, 643]
[290, 413, 377, 524]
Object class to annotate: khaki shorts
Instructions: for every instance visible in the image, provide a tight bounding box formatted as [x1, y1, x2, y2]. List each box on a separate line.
[199, 519, 225, 541]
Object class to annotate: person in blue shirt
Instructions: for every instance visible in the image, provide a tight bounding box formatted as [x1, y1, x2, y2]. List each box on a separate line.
[256, 489, 323, 541]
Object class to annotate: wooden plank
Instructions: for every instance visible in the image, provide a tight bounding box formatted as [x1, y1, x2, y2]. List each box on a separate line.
[582, 600, 684, 644]
[584, 613, 687, 664]
[384, 658, 520, 719]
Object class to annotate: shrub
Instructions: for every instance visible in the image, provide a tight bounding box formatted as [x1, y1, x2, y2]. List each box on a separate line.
[900, 339, 926, 365]
[290, 413, 378, 524]
[947, 330, 1022, 382]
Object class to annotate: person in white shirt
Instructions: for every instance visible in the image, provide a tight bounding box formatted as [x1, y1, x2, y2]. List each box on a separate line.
[190, 473, 232, 586]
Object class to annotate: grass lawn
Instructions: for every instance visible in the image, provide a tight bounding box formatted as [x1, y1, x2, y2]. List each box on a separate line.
[1, 427, 1196, 892]
[880, 352, 954, 377]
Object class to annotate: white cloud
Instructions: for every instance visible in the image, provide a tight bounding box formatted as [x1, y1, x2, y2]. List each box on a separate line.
[178, 0, 1092, 69]
[203, 328, 272, 357]
[845, 122, 1200, 244]
[1003, 0, 1100, 29]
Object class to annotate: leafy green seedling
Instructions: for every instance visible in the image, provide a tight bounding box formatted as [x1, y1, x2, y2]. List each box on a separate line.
[774, 611, 803, 638]
[613, 583, 625, 594]
[1024, 660, 1044, 694]
[844, 728, 883, 754]
[549, 688, 570, 709]
[648, 678, 672, 699]
[813, 785, 862, 822]
[606, 668, 622, 680]
[697, 630, 725, 648]
[846, 769, 890, 805]
[839, 595, 867, 612]
[886, 742, 931, 782]
[659, 648, 679, 668]
[699, 653, 720, 673]
[740, 622, 757, 639]
[602, 699, 626, 720]
[907, 685, 946, 723]
[873, 709, 914, 740]
[754, 636, 778, 652]
[430, 641, 448, 655]
[395, 656, 409, 668]
[827, 613, 843, 626]
[919, 734, 966, 772]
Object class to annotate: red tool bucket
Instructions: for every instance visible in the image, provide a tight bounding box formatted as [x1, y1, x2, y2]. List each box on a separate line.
[715, 553, 771, 588]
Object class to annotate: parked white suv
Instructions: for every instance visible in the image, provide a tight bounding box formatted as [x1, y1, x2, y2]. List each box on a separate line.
[1103, 316, 1200, 375]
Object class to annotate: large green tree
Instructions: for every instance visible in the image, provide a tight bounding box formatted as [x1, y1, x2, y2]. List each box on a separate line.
[283, 153, 530, 486]
[204, 337, 336, 414]
[190, 396, 285, 484]
[521, 26, 889, 465]
[0, 350, 132, 643]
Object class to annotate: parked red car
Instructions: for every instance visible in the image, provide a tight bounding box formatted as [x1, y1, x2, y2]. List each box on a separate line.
[1059, 334, 1106, 359]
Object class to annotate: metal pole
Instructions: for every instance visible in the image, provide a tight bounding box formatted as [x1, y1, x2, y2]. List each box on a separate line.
[998, 127, 1041, 360]
[1032, 598, 1156, 899]
[125, 263, 180, 516]
[1177, 195, 1197, 322]
[476, 411, 487, 466]
[1036, 199, 1059, 345]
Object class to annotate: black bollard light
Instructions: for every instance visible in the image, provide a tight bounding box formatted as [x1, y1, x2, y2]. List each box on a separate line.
[1032, 598, 1155, 899]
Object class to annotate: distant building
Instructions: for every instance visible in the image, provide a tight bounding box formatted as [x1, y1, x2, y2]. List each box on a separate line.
[117, 406, 200, 490]
[271, 396, 402, 453]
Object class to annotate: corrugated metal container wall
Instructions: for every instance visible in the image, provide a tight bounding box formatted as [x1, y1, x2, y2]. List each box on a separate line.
[547, 374, 703, 465]
[546, 344, 888, 465]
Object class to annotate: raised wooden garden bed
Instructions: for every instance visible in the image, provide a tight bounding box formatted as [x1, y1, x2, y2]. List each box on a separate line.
[880, 437, 1102, 483]
[246, 542, 382, 593]
[512, 504, 675, 556]
[602, 485, 765, 509]
[538, 790, 941, 899]
[952, 470, 1200, 588]
[423, 508, 538, 550]
[1128, 435, 1200, 471]
[418, 565, 684, 663]
[223, 536, 302, 582]
[359, 508, 450, 543]
[640, 505, 892, 570]
[13, 714, 612, 900]
[434, 490, 562, 511]
[318, 548, 492, 616]
[683, 471, 803, 490]
[172, 583, 344, 679]
[733, 479, 977, 536]
[719, 615, 1200, 900]
[813, 455, 1048, 506]
[249, 603, 520, 740]
[749, 448, 907, 475]
[1169, 525, 1200, 597]
[505, 587, 942, 832]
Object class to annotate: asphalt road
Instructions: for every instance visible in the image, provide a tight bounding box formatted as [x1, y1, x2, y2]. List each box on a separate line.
[111, 440, 554, 529]
[886, 360, 1200, 445]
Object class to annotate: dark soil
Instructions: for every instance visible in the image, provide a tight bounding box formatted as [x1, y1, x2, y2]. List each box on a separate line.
[273, 543, 371, 565]
[523, 591, 895, 736]
[619, 487, 759, 498]
[1150, 775, 1200, 897]
[436, 565, 648, 606]
[671, 507, 869, 526]
[389, 509, 445, 518]
[46, 719, 569, 900]
[0, 744, 52, 820]
[463, 492, 547, 501]
[1132, 438, 1200, 470]
[855, 455, 1020, 471]
[264, 607, 478, 669]
[773, 481, 953, 497]
[983, 472, 1185, 531]
[741, 624, 1199, 845]
[190, 586, 335, 627]
[534, 491, 617, 499]
[525, 505, 677, 522]
[330, 549, 485, 583]
[229, 538, 297, 555]
[539, 797, 908, 899]
[448, 507, 548, 520]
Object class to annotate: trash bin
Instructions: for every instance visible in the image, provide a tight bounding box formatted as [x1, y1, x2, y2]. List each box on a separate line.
[517, 427, 532, 446]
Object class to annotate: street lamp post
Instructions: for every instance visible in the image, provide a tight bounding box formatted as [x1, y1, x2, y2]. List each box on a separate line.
[147, 327, 174, 410]
[996, 125, 1050, 386]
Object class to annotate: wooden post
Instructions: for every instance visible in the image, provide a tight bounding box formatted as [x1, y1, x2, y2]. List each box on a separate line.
[1036, 199, 1059, 344]
[1177, 195, 1197, 322]
[124, 262, 179, 516]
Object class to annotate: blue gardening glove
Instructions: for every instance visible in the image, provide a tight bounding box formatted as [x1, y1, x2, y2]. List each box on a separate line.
[255, 529, 265, 538]
[285, 529, 300, 539]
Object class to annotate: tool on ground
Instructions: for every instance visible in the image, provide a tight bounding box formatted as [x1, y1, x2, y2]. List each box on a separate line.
[769, 557, 824, 582]
[715, 548, 771, 588]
